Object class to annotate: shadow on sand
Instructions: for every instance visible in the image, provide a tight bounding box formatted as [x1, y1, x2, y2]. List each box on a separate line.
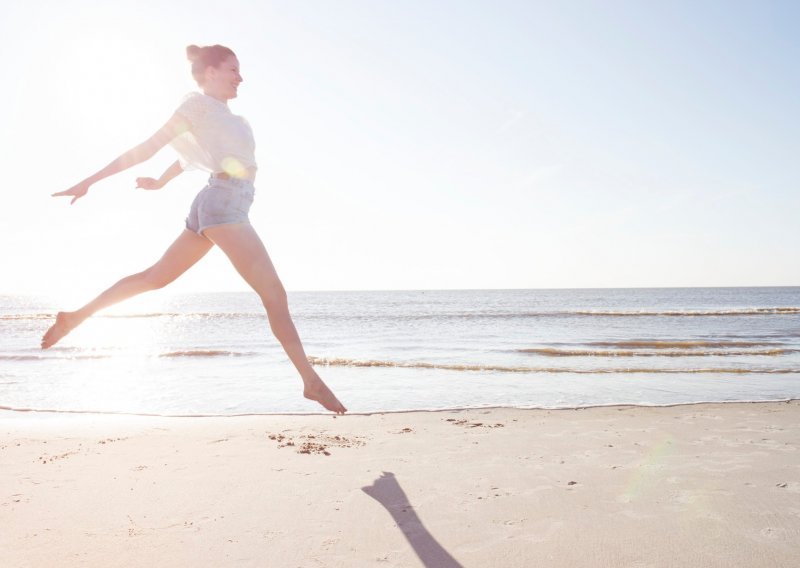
[362, 471, 464, 568]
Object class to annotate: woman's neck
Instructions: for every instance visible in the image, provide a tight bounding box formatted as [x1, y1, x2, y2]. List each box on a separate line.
[202, 90, 229, 105]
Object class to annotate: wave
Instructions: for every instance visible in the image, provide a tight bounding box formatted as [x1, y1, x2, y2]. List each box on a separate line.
[0, 354, 110, 361]
[0, 313, 55, 320]
[4, 306, 799, 322]
[307, 356, 800, 374]
[584, 340, 778, 349]
[104, 312, 258, 320]
[571, 307, 800, 317]
[0, 312, 260, 321]
[1, 350, 255, 361]
[519, 347, 793, 357]
[159, 349, 256, 358]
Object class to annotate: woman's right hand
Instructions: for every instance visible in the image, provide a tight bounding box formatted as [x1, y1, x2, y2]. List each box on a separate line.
[52, 181, 91, 205]
[135, 177, 164, 191]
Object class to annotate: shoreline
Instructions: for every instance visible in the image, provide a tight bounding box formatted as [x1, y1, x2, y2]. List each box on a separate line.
[3, 400, 799, 566]
[2, 397, 798, 419]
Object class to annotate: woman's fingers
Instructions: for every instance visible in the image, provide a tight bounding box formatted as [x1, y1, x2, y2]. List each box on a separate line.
[136, 177, 160, 190]
[52, 183, 89, 203]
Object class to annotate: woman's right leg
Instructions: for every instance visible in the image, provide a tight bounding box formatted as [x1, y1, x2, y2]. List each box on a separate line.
[202, 222, 347, 414]
[41, 229, 213, 348]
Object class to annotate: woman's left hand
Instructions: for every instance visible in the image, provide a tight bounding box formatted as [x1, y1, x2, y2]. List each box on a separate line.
[135, 177, 164, 190]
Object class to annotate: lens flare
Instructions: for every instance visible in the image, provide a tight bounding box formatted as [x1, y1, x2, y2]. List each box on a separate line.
[221, 156, 248, 179]
[620, 435, 674, 502]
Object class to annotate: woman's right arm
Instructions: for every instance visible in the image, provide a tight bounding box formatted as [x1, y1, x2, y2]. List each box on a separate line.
[53, 113, 190, 205]
[136, 160, 184, 190]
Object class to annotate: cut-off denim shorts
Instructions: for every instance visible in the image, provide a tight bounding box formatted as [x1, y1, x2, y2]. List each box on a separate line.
[185, 176, 255, 235]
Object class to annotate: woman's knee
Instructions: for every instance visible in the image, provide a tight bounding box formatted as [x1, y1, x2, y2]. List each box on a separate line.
[260, 279, 287, 309]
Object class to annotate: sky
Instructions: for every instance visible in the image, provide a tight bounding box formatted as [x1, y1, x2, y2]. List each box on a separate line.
[0, 0, 798, 296]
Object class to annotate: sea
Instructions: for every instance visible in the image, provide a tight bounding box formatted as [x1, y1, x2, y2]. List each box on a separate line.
[2, 287, 799, 416]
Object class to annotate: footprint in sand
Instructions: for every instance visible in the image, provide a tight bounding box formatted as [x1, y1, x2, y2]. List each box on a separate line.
[267, 432, 366, 456]
[444, 418, 505, 429]
[38, 449, 81, 464]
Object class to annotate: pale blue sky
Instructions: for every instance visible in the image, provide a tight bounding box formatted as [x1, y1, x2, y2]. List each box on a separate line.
[1, 0, 797, 294]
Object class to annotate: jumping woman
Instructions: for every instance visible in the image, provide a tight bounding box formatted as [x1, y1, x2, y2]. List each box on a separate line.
[41, 44, 347, 415]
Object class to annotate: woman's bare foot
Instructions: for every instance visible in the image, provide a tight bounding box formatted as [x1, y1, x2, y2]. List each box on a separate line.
[303, 374, 347, 414]
[41, 311, 81, 349]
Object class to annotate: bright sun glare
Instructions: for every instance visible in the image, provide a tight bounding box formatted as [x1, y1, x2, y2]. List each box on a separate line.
[27, 23, 235, 298]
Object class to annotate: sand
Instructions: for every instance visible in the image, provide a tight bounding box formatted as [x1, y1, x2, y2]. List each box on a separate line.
[2, 401, 799, 567]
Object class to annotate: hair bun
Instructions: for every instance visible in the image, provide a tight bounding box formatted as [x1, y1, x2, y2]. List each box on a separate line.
[186, 45, 202, 62]
[185, 44, 236, 86]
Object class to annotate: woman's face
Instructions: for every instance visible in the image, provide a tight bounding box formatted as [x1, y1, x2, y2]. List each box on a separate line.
[205, 55, 243, 100]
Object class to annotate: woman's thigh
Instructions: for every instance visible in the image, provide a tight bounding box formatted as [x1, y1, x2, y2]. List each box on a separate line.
[202, 223, 283, 296]
[147, 229, 214, 283]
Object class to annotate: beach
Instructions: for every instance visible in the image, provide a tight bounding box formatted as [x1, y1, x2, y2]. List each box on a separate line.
[2, 400, 799, 567]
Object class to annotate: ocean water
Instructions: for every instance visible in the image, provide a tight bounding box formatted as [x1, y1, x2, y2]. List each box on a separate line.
[2, 287, 799, 415]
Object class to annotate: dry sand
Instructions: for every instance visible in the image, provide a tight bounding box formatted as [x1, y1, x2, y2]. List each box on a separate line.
[2, 401, 799, 567]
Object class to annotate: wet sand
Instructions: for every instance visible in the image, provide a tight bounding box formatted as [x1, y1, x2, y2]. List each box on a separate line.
[2, 401, 799, 567]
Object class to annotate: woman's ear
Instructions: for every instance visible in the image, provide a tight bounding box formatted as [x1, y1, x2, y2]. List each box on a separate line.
[199, 67, 210, 86]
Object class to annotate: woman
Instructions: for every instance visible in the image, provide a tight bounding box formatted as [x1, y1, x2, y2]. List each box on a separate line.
[41, 44, 347, 415]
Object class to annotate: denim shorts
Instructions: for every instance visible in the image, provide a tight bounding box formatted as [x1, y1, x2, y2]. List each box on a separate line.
[185, 177, 255, 235]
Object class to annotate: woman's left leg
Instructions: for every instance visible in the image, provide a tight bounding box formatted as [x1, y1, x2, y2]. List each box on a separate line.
[203, 222, 346, 414]
[41, 229, 214, 349]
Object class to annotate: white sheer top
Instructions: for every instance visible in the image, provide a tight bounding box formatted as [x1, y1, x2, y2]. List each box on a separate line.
[169, 92, 256, 177]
